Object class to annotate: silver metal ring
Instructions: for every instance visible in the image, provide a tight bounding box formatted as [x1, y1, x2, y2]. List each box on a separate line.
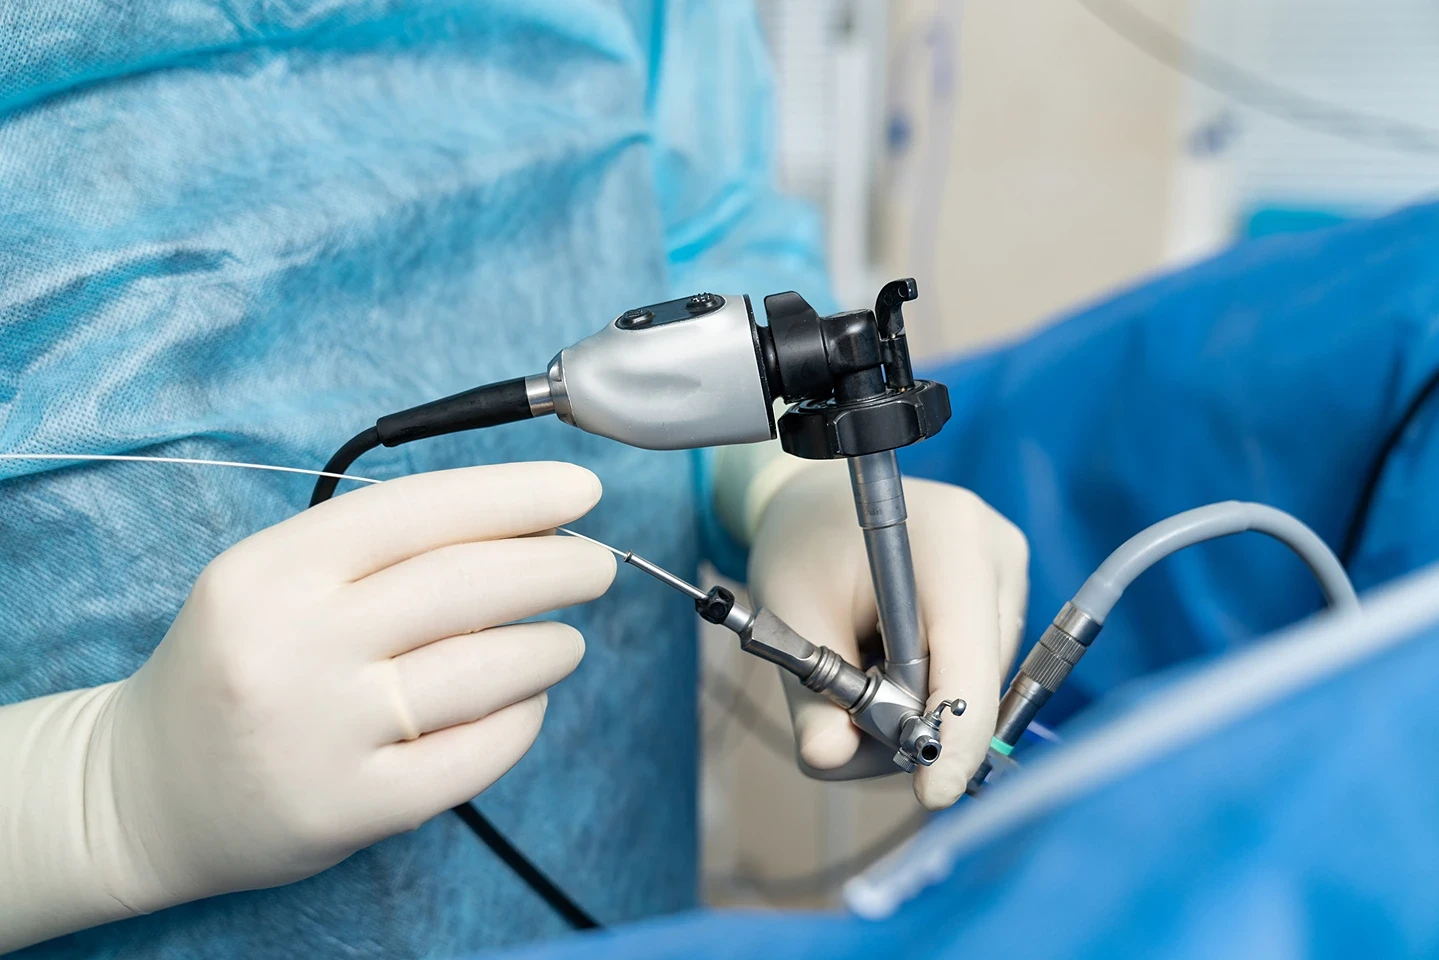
[524, 373, 555, 417]
[545, 353, 573, 424]
[1054, 601, 1102, 646]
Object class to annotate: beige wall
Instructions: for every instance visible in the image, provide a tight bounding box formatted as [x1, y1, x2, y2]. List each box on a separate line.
[885, 0, 1192, 359]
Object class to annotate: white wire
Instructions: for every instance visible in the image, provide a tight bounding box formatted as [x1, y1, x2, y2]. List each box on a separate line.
[0, 453, 383, 485]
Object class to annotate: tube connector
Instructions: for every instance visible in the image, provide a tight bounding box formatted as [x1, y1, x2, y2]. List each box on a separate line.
[967, 603, 1101, 794]
[895, 699, 965, 771]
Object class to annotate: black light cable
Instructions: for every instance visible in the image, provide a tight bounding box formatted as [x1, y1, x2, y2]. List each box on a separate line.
[309, 379, 600, 932]
[310, 377, 533, 505]
[450, 804, 601, 930]
[310, 426, 382, 505]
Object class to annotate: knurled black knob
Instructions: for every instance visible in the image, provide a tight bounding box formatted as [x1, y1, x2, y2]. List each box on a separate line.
[696, 585, 736, 624]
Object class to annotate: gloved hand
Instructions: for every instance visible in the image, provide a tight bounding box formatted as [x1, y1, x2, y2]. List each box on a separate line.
[0, 462, 615, 952]
[719, 448, 1028, 809]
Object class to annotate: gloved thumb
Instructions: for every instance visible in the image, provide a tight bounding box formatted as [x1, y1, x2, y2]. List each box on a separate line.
[909, 505, 1028, 809]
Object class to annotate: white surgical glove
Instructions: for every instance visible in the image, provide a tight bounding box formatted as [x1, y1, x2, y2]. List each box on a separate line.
[0, 462, 615, 952]
[717, 446, 1028, 809]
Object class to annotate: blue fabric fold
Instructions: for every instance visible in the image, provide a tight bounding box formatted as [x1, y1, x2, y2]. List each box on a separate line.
[903, 201, 1439, 717]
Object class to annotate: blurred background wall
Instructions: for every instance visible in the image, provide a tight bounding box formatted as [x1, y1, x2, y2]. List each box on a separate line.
[702, 0, 1439, 909]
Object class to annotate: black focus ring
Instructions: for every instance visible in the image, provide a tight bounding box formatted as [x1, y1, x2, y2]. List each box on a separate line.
[777, 379, 952, 460]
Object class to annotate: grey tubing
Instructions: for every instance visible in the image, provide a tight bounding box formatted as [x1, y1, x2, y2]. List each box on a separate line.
[1071, 501, 1360, 623]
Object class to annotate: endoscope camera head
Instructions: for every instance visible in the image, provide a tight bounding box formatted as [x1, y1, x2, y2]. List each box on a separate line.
[534, 279, 951, 457]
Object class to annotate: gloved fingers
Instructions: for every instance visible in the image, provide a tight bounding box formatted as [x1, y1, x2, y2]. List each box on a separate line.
[755, 540, 875, 770]
[346, 536, 616, 657]
[995, 526, 1030, 675]
[247, 462, 603, 582]
[902, 487, 1029, 810]
[911, 561, 1003, 811]
[378, 621, 584, 742]
[781, 677, 861, 769]
[378, 693, 549, 823]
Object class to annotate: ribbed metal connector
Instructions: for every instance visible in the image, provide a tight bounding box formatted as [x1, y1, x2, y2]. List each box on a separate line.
[803, 646, 845, 693]
[802, 646, 872, 712]
[1017, 602, 1101, 694]
[1020, 626, 1082, 690]
[974, 602, 1104, 790]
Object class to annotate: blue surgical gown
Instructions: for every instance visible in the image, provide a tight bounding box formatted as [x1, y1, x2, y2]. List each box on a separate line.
[491, 201, 1439, 958]
[0, 2, 827, 956]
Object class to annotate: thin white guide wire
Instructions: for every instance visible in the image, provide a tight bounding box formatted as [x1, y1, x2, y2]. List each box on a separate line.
[0, 453, 382, 486]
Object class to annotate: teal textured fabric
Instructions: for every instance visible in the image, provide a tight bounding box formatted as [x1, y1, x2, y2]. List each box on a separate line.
[0, 1, 827, 956]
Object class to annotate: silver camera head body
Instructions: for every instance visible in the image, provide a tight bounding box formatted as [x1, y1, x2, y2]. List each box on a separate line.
[545, 293, 775, 450]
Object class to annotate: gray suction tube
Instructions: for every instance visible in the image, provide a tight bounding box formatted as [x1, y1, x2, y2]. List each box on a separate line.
[1071, 501, 1359, 623]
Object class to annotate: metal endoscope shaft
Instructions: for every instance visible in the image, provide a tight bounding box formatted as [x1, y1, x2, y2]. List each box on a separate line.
[848, 451, 929, 698]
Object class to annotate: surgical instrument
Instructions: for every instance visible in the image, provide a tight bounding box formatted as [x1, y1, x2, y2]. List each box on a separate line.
[313, 279, 950, 773]
[558, 528, 966, 772]
[310, 280, 952, 927]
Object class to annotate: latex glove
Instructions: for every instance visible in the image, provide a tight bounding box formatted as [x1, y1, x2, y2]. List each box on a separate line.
[0, 462, 615, 952]
[744, 458, 1028, 809]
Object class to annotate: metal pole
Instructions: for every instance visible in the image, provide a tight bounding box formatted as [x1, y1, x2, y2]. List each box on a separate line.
[847, 451, 929, 698]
